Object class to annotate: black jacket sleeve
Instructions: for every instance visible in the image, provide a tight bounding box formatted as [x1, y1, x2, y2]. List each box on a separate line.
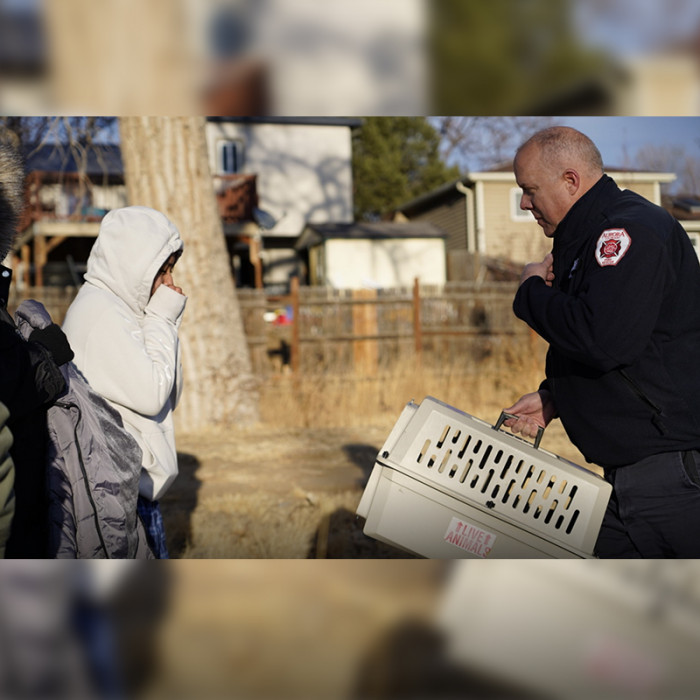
[513, 224, 671, 373]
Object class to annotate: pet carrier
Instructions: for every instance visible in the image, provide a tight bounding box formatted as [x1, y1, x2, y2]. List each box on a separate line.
[356, 397, 612, 558]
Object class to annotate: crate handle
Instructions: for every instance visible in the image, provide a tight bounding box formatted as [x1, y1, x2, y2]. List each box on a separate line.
[494, 411, 544, 450]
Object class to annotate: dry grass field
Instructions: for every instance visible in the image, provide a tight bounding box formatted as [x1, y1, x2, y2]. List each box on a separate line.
[161, 334, 593, 559]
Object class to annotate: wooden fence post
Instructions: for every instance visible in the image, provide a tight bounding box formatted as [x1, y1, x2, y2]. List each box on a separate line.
[290, 276, 300, 372]
[413, 277, 422, 362]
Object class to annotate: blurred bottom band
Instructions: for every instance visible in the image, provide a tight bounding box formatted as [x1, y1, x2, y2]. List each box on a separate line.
[0, 560, 698, 700]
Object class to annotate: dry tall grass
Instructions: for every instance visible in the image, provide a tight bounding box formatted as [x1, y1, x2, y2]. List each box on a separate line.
[256, 331, 587, 464]
[261, 333, 545, 430]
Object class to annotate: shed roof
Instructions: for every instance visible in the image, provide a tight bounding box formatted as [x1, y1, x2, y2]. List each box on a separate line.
[296, 221, 447, 250]
[665, 194, 700, 221]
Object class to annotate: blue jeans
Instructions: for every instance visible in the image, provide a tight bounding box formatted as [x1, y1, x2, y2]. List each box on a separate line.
[137, 496, 169, 559]
[595, 450, 700, 558]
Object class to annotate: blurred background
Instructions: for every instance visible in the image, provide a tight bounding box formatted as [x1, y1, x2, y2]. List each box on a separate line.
[3, 560, 700, 699]
[1, 0, 700, 115]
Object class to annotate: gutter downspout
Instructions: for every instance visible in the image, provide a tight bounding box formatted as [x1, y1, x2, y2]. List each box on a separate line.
[455, 181, 480, 281]
[455, 181, 475, 253]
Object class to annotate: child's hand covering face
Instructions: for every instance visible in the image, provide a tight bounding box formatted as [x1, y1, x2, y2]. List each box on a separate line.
[151, 254, 183, 297]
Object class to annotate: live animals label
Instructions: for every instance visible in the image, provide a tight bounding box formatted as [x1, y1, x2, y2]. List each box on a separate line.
[444, 517, 496, 557]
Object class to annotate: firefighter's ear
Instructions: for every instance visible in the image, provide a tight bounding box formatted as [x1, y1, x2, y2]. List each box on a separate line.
[562, 168, 581, 196]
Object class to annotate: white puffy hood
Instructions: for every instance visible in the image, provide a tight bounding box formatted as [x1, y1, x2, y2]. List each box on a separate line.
[85, 206, 184, 315]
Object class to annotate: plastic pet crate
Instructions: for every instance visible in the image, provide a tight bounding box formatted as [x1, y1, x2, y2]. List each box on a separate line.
[356, 397, 612, 558]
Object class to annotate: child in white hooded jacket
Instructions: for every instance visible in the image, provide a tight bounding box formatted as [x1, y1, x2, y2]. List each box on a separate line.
[62, 206, 187, 558]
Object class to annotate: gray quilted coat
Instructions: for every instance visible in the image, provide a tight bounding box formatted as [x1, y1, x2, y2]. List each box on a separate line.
[15, 300, 153, 558]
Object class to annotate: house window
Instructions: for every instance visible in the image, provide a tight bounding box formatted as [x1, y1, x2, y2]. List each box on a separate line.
[218, 140, 244, 174]
[510, 187, 533, 222]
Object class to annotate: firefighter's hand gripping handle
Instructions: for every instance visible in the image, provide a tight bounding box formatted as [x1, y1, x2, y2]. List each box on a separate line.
[494, 411, 544, 450]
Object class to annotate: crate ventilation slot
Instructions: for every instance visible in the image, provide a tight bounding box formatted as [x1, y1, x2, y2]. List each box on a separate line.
[410, 422, 582, 536]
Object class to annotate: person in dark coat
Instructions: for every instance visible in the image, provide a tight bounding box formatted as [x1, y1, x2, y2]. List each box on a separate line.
[503, 125, 700, 558]
[0, 142, 72, 557]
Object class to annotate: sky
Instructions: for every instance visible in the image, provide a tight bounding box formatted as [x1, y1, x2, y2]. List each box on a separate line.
[438, 117, 700, 190]
[554, 116, 700, 170]
[573, 0, 700, 57]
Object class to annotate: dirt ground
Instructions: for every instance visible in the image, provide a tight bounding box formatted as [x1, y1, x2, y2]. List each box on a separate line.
[160, 418, 591, 559]
[161, 422, 413, 558]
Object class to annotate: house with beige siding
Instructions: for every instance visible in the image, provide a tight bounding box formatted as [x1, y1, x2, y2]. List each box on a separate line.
[396, 169, 677, 281]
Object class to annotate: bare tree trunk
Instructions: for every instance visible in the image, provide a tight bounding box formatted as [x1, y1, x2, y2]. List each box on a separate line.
[119, 117, 259, 431]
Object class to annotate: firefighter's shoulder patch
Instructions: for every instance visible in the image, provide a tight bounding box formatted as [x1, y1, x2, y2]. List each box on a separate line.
[595, 228, 631, 267]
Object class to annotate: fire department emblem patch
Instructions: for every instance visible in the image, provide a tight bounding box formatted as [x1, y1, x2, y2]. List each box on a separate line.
[595, 228, 631, 267]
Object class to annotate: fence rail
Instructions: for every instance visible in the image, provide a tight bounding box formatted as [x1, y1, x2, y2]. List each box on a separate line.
[12, 279, 526, 375]
[238, 278, 525, 374]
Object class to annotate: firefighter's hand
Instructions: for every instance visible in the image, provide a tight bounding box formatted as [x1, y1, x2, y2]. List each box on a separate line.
[519, 253, 554, 287]
[502, 389, 557, 439]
